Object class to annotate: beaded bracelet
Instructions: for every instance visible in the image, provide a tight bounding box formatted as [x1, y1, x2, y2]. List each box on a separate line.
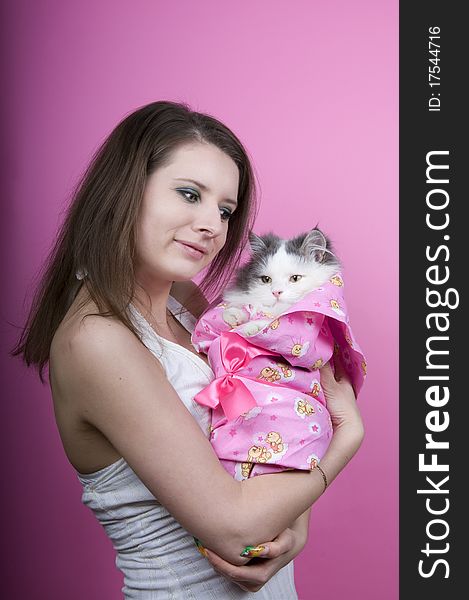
[315, 464, 328, 492]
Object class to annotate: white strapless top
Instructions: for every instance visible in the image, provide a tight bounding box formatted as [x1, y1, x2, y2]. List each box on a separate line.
[76, 295, 297, 599]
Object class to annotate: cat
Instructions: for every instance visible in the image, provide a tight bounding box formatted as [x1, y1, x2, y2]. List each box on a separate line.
[222, 228, 341, 336]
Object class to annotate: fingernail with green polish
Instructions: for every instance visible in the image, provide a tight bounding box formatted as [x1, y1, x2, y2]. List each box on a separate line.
[194, 537, 208, 557]
[240, 544, 266, 557]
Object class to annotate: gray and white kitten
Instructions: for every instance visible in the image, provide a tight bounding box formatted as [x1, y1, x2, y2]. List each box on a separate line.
[222, 228, 341, 336]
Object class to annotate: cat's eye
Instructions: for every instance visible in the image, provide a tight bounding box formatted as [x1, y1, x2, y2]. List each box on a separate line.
[261, 276, 272, 284]
[290, 275, 303, 282]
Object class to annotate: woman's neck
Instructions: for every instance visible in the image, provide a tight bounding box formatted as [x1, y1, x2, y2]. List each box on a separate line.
[132, 279, 174, 325]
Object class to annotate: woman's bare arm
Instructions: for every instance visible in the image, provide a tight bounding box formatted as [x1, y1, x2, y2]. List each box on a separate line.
[55, 315, 362, 566]
[290, 507, 311, 549]
[203, 506, 313, 592]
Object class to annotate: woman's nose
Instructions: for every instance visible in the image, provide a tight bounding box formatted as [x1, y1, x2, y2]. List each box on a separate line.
[194, 204, 224, 236]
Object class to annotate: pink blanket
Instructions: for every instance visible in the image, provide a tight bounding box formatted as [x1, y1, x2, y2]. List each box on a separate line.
[192, 273, 366, 480]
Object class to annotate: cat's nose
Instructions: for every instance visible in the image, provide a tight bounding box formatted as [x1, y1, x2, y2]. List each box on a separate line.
[272, 290, 283, 298]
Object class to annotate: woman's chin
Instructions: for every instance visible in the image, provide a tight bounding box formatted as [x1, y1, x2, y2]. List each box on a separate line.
[169, 259, 208, 281]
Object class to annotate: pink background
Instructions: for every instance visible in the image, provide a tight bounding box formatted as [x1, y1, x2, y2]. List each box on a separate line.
[1, 1, 398, 598]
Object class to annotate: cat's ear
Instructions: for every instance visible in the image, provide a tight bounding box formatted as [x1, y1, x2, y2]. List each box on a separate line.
[248, 232, 267, 254]
[300, 228, 327, 262]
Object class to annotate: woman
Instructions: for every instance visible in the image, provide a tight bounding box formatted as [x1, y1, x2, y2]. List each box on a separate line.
[13, 101, 364, 598]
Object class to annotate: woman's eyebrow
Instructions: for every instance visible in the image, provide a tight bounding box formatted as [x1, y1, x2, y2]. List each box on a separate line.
[173, 178, 238, 208]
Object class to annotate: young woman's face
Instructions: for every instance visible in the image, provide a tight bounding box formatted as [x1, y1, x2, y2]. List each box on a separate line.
[135, 142, 239, 287]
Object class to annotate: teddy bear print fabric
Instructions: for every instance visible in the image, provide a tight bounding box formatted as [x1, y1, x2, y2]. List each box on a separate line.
[192, 273, 366, 480]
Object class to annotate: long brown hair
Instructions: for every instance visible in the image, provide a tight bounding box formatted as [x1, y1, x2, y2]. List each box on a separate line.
[11, 101, 258, 382]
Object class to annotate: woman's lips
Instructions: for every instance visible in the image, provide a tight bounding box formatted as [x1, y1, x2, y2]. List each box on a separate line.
[175, 240, 207, 260]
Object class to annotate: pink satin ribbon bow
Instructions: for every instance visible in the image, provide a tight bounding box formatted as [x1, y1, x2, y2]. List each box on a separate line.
[194, 331, 271, 421]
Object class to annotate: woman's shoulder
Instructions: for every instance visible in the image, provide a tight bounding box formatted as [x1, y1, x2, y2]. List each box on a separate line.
[50, 290, 143, 381]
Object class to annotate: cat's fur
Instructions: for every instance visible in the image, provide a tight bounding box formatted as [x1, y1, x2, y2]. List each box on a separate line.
[222, 228, 341, 336]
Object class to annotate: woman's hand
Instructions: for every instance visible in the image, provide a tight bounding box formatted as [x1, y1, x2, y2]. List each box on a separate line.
[203, 525, 305, 592]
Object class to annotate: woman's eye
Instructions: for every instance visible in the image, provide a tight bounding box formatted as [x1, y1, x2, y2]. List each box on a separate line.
[178, 189, 232, 222]
[178, 188, 199, 202]
[261, 276, 272, 284]
[220, 207, 233, 221]
[290, 275, 302, 282]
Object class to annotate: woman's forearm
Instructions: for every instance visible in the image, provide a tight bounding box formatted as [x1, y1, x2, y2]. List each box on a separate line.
[220, 423, 364, 561]
[290, 507, 311, 549]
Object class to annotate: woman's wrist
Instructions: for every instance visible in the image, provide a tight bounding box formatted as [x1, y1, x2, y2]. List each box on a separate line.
[336, 418, 365, 449]
[290, 507, 311, 551]
[332, 403, 365, 446]
[316, 421, 364, 487]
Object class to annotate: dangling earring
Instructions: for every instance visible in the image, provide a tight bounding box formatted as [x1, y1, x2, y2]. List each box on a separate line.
[76, 268, 88, 280]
